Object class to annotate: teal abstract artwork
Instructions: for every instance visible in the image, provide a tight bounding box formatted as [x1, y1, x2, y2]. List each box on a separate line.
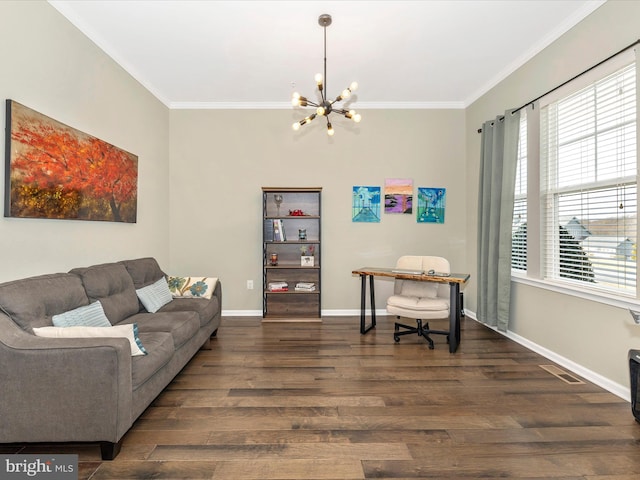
[417, 187, 446, 223]
[352, 186, 381, 222]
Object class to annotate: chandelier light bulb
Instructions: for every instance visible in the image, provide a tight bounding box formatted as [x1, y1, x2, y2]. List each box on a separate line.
[317, 106, 326, 115]
[350, 81, 358, 91]
[315, 73, 323, 84]
[341, 88, 351, 99]
[327, 123, 335, 136]
[353, 113, 362, 123]
[292, 122, 301, 131]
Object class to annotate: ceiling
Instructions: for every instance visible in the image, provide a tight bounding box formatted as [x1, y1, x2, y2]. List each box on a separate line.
[49, 0, 605, 109]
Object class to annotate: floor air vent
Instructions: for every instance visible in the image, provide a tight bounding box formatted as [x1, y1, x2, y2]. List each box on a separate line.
[539, 365, 584, 384]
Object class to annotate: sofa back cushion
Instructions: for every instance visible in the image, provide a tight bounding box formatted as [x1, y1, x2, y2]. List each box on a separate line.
[120, 257, 165, 289]
[70, 263, 139, 325]
[0, 273, 89, 332]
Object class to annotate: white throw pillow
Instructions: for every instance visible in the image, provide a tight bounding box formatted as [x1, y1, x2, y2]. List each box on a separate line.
[167, 276, 217, 299]
[33, 323, 147, 356]
[52, 300, 111, 328]
[136, 277, 173, 313]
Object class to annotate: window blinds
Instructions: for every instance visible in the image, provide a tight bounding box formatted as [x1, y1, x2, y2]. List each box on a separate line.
[540, 63, 637, 294]
[511, 112, 528, 271]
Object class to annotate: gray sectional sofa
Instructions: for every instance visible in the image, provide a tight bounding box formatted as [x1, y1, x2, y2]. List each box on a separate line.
[0, 257, 221, 460]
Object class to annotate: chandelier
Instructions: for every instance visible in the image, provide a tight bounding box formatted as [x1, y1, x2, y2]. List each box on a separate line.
[291, 14, 361, 136]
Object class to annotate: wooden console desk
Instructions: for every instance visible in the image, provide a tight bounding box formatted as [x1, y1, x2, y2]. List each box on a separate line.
[352, 267, 470, 353]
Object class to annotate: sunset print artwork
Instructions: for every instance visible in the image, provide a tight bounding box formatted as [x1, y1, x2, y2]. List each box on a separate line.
[384, 178, 413, 214]
[4, 100, 138, 223]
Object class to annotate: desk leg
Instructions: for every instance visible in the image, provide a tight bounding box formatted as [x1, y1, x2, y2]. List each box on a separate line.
[359, 274, 376, 334]
[448, 282, 461, 353]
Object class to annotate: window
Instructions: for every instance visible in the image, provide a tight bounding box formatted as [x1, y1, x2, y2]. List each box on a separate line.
[540, 63, 636, 295]
[512, 112, 528, 271]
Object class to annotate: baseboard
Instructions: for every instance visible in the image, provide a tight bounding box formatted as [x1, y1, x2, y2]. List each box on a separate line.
[464, 311, 631, 402]
[221, 309, 390, 317]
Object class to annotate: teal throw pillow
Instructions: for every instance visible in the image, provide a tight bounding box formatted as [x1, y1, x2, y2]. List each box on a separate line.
[136, 277, 173, 313]
[52, 300, 111, 328]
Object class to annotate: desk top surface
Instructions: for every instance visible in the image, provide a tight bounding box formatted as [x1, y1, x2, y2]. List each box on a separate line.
[352, 267, 470, 285]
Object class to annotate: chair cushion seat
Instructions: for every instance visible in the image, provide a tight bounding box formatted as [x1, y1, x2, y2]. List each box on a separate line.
[387, 294, 448, 312]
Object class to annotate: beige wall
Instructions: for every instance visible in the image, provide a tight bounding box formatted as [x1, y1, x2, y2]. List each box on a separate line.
[465, 0, 640, 390]
[0, 1, 170, 281]
[4, 0, 639, 394]
[169, 109, 466, 312]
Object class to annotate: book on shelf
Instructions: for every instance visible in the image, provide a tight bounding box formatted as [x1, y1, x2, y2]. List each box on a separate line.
[272, 219, 287, 242]
[268, 281, 288, 292]
[294, 282, 316, 292]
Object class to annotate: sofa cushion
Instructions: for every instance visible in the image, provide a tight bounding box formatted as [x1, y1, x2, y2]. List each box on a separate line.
[0, 273, 89, 332]
[120, 257, 165, 289]
[33, 323, 147, 356]
[70, 263, 139, 325]
[158, 296, 218, 328]
[122, 311, 200, 349]
[131, 331, 174, 389]
[136, 277, 173, 313]
[52, 300, 111, 328]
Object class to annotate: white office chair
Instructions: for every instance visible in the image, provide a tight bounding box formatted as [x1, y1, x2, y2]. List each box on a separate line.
[387, 255, 450, 349]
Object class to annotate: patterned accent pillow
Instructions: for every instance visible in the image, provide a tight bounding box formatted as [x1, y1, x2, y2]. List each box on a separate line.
[167, 276, 217, 300]
[52, 300, 111, 328]
[33, 323, 147, 356]
[135, 277, 173, 313]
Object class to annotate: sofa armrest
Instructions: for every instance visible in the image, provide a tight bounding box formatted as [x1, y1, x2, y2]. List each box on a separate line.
[0, 313, 133, 444]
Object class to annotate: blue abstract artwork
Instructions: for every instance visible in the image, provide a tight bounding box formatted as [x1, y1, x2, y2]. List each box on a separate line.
[352, 186, 381, 222]
[417, 187, 446, 223]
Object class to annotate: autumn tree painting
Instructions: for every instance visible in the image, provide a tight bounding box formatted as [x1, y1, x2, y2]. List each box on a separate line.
[5, 101, 138, 223]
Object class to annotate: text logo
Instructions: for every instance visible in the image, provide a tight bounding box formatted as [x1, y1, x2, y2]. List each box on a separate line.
[0, 455, 77, 480]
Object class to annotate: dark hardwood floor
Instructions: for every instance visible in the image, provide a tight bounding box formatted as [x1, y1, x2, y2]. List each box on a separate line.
[4, 315, 640, 479]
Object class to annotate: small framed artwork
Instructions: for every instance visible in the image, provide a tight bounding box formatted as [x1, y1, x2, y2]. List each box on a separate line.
[301, 256, 315, 267]
[352, 186, 381, 222]
[384, 178, 413, 214]
[417, 187, 446, 223]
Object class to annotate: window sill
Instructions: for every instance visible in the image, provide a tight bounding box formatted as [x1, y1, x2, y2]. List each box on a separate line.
[511, 273, 640, 311]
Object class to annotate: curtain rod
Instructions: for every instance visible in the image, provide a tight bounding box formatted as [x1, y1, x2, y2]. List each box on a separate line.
[477, 38, 640, 133]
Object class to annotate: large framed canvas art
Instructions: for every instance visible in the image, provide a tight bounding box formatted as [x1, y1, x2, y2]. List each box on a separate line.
[4, 100, 138, 223]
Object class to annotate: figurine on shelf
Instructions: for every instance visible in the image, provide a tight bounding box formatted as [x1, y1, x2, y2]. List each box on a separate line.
[289, 209, 307, 216]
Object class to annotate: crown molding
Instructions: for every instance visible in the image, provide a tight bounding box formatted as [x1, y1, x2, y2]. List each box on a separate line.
[169, 101, 466, 110]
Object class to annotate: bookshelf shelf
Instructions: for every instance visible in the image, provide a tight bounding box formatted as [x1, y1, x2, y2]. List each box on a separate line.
[262, 187, 322, 319]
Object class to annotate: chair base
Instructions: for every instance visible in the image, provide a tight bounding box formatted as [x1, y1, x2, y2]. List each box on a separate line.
[393, 318, 449, 350]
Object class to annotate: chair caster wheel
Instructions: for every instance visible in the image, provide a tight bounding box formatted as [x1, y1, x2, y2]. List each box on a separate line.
[394, 336, 400, 343]
[428, 343, 435, 350]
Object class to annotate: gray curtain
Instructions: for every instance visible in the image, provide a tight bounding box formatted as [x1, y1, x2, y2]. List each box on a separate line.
[477, 109, 521, 331]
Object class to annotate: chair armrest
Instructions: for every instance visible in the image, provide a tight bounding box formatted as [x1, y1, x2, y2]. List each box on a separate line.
[0, 313, 133, 443]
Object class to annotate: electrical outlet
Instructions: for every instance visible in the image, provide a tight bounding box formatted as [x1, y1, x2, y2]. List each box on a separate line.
[246, 280, 254, 290]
